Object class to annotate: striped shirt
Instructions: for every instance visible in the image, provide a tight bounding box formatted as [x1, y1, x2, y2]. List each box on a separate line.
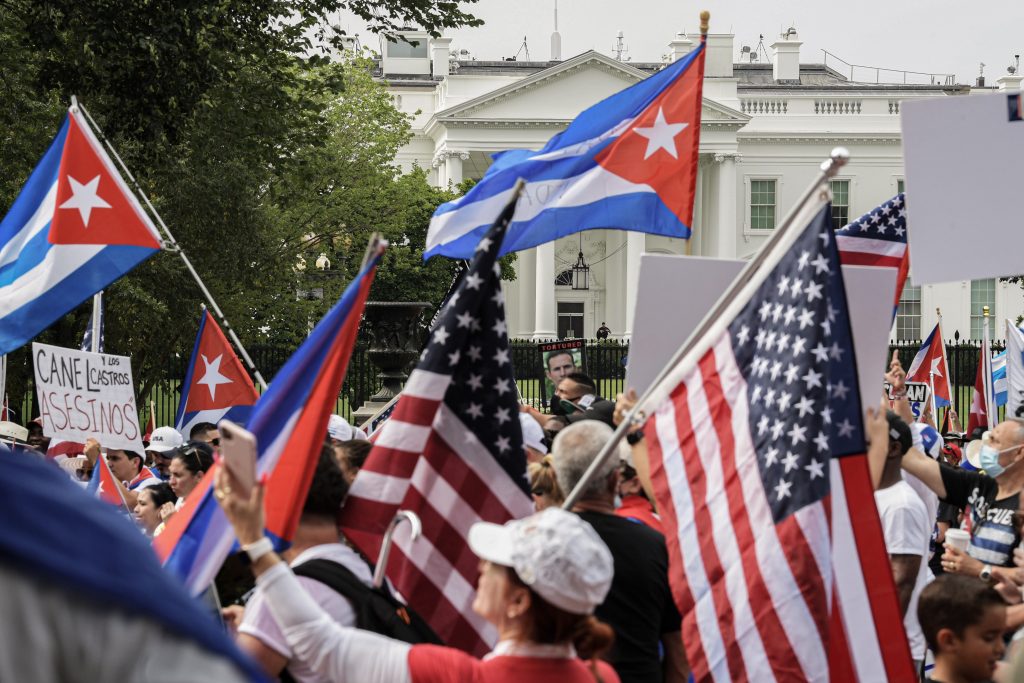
[940, 465, 1020, 567]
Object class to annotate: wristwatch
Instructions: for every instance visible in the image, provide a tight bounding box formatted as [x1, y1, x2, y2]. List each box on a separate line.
[979, 564, 994, 583]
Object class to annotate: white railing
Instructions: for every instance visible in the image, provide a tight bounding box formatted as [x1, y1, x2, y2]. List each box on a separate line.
[740, 99, 788, 115]
[888, 100, 900, 115]
[814, 99, 862, 115]
[822, 50, 957, 86]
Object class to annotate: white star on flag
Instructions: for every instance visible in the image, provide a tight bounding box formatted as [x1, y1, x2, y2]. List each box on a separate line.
[930, 357, 944, 377]
[632, 107, 688, 160]
[60, 175, 112, 227]
[197, 353, 233, 401]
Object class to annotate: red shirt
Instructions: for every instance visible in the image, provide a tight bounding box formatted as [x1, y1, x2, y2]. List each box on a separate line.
[614, 494, 664, 534]
[408, 645, 620, 683]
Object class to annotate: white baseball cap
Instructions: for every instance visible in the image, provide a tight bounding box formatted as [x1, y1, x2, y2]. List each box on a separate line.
[518, 413, 547, 455]
[327, 414, 367, 442]
[146, 426, 184, 453]
[468, 507, 613, 615]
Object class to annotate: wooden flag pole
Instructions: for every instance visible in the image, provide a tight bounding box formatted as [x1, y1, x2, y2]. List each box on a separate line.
[73, 98, 269, 391]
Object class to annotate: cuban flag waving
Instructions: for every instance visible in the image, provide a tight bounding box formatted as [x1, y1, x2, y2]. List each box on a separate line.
[0, 104, 162, 356]
[907, 321, 953, 407]
[155, 242, 384, 594]
[425, 40, 706, 259]
[175, 309, 260, 439]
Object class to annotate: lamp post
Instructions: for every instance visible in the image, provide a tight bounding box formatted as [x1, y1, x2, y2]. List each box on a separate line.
[571, 235, 589, 291]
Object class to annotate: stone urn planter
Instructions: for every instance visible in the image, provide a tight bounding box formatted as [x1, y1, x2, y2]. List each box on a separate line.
[351, 301, 430, 426]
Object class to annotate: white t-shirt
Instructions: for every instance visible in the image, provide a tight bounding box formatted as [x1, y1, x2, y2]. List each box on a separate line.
[239, 543, 373, 683]
[875, 479, 932, 660]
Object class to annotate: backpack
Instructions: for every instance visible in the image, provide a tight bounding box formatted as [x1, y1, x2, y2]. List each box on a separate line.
[290, 558, 443, 647]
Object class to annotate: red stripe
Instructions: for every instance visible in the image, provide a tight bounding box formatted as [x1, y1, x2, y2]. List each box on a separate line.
[775, 516, 829, 644]
[828, 588, 858, 682]
[384, 395, 441, 428]
[839, 456, 917, 682]
[669, 374, 749, 682]
[837, 251, 904, 268]
[645, 417, 711, 683]
[700, 351, 807, 679]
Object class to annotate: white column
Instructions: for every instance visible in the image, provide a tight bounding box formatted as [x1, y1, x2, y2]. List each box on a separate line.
[515, 248, 537, 337]
[715, 153, 739, 259]
[533, 241, 557, 339]
[623, 232, 645, 339]
[444, 151, 467, 187]
[689, 157, 704, 255]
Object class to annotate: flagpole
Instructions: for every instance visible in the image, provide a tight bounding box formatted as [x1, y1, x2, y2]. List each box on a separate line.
[90, 291, 103, 353]
[72, 98, 269, 392]
[983, 305, 994, 428]
[561, 146, 850, 510]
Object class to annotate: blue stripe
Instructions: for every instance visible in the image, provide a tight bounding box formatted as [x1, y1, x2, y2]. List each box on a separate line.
[0, 224, 55, 286]
[0, 244, 157, 356]
[175, 310, 209, 428]
[426, 190, 690, 259]
[178, 405, 254, 434]
[0, 116, 68, 251]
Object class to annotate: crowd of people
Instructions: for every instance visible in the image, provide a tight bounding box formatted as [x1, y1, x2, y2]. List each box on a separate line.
[6, 349, 1024, 683]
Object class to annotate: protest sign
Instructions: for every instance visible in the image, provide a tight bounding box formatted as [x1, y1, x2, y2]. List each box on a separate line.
[842, 266, 899, 417]
[883, 380, 931, 419]
[627, 254, 744, 396]
[33, 342, 144, 451]
[538, 339, 586, 405]
[901, 92, 1024, 284]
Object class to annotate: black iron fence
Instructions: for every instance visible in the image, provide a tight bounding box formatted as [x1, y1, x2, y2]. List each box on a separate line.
[7, 337, 1003, 429]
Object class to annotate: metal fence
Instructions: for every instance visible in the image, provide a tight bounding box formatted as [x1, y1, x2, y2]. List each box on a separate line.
[8, 337, 1002, 429]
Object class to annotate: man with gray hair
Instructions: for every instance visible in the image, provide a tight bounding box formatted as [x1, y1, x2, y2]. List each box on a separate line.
[553, 420, 687, 683]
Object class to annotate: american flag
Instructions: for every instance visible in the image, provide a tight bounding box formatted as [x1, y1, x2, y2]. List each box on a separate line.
[835, 193, 908, 317]
[341, 192, 533, 655]
[642, 193, 916, 681]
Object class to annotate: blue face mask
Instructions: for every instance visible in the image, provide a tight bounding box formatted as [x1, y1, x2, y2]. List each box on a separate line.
[980, 445, 1018, 476]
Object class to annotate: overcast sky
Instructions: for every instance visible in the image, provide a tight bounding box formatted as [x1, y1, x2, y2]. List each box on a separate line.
[338, 0, 1023, 85]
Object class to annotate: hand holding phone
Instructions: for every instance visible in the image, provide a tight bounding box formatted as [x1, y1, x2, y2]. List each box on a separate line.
[218, 420, 257, 497]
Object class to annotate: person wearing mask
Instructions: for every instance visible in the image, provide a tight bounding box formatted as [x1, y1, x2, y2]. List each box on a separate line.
[521, 373, 616, 439]
[146, 426, 184, 479]
[168, 441, 215, 510]
[214, 470, 620, 683]
[133, 483, 176, 537]
[552, 420, 687, 683]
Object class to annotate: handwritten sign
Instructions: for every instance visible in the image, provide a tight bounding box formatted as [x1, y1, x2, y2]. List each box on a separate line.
[33, 343, 143, 451]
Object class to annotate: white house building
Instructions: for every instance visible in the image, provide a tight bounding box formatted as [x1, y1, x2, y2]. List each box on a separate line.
[376, 27, 1024, 342]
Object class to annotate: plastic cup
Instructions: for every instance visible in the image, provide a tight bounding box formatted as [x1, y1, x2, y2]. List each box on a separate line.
[945, 528, 970, 553]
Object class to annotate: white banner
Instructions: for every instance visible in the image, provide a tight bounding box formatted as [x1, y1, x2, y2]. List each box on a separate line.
[1007, 320, 1024, 420]
[32, 342, 143, 451]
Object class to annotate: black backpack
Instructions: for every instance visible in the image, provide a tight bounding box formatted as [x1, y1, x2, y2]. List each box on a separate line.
[290, 558, 443, 647]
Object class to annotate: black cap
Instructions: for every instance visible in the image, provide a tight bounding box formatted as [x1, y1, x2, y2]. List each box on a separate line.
[886, 411, 913, 456]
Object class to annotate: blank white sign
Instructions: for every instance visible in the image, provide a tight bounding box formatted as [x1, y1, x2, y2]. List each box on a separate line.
[901, 92, 1024, 285]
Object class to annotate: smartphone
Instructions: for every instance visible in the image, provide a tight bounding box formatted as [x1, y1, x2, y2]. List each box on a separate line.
[218, 420, 257, 497]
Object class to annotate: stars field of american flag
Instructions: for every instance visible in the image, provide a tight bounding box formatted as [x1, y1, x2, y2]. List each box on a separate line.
[642, 191, 915, 682]
[835, 193, 908, 317]
[341, 191, 533, 655]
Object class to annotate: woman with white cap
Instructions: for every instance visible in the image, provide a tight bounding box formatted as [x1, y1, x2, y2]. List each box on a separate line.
[214, 469, 619, 683]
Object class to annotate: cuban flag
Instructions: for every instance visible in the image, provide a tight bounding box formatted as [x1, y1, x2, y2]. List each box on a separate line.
[87, 453, 128, 508]
[906, 321, 953, 407]
[0, 105, 162, 356]
[175, 310, 260, 439]
[155, 245, 383, 594]
[424, 42, 706, 259]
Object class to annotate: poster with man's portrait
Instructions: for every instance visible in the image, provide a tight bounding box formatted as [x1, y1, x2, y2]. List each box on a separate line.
[538, 340, 586, 406]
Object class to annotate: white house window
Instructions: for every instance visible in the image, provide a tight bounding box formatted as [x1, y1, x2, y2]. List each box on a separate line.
[386, 38, 428, 59]
[896, 282, 921, 341]
[557, 302, 584, 339]
[970, 279, 996, 340]
[749, 179, 777, 230]
[830, 179, 850, 230]
[897, 178, 905, 195]
[554, 269, 573, 286]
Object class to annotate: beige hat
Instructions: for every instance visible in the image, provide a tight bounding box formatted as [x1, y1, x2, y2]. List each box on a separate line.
[468, 507, 613, 615]
[0, 421, 29, 444]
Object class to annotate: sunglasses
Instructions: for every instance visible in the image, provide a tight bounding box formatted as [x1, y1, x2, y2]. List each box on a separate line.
[531, 487, 550, 497]
[176, 445, 204, 471]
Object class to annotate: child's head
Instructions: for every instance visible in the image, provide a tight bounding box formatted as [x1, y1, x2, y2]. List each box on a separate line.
[918, 574, 1006, 681]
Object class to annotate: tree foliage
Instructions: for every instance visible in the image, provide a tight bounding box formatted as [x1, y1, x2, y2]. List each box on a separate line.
[0, 0, 481, 408]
